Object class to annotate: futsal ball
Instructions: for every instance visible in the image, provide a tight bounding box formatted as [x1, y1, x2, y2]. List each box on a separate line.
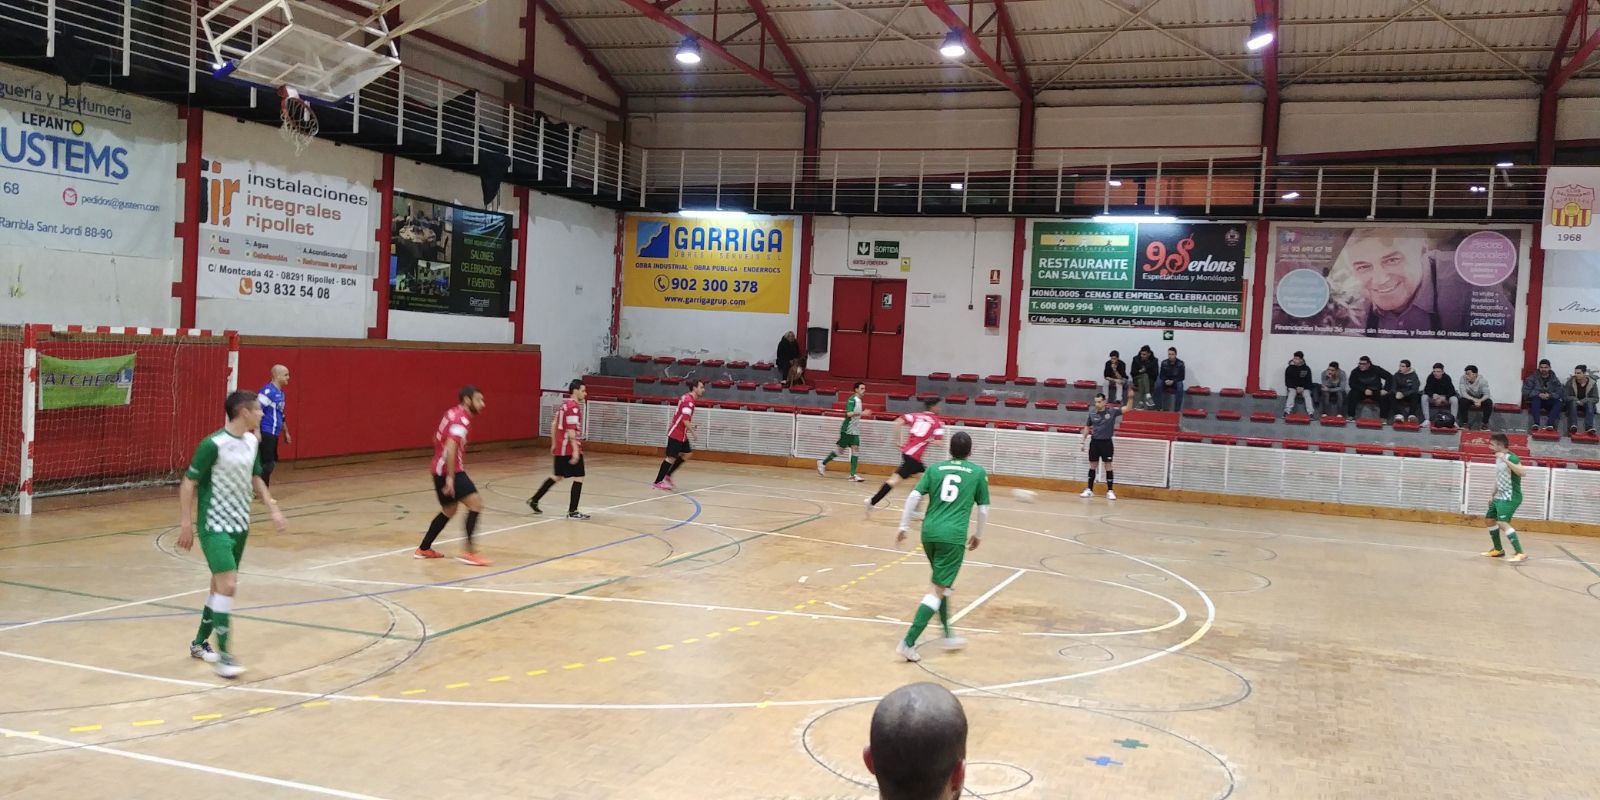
[1010, 488, 1038, 503]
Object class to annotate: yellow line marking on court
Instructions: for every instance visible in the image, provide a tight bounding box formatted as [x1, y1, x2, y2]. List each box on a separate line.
[726, 626, 742, 632]
[793, 604, 807, 610]
[746, 620, 761, 626]
[303, 701, 331, 708]
[682, 638, 699, 644]
[626, 650, 646, 656]
[445, 682, 471, 689]
[765, 615, 778, 620]
[597, 656, 617, 663]
[705, 632, 720, 638]
[757, 700, 771, 709]
[68, 725, 102, 733]
[562, 663, 585, 670]
[132, 720, 164, 727]
[488, 676, 511, 682]
[246, 708, 274, 715]
[526, 669, 548, 676]
[191, 713, 222, 721]
[655, 644, 673, 650]
[401, 689, 427, 695]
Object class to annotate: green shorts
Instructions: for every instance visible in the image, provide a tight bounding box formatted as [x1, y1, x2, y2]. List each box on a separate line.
[922, 539, 966, 588]
[836, 433, 860, 449]
[198, 530, 248, 574]
[1485, 499, 1521, 523]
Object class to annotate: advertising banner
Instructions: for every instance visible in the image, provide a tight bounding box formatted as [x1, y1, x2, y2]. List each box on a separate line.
[622, 214, 793, 314]
[1545, 250, 1600, 346]
[388, 193, 513, 317]
[37, 354, 134, 410]
[1027, 220, 1248, 329]
[1271, 224, 1521, 341]
[195, 154, 374, 306]
[0, 63, 178, 258]
[1542, 167, 1600, 250]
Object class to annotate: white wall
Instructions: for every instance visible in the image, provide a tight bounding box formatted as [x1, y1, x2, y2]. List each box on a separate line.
[631, 111, 805, 150]
[1016, 221, 1255, 388]
[522, 192, 618, 388]
[1279, 98, 1537, 155]
[1539, 250, 1600, 374]
[808, 217, 1013, 377]
[1258, 222, 1532, 394]
[617, 213, 803, 362]
[390, 158, 519, 344]
[196, 113, 381, 338]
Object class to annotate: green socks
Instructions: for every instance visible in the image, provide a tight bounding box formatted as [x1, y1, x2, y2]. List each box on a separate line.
[821, 452, 836, 465]
[938, 596, 951, 638]
[192, 605, 214, 646]
[215, 612, 233, 654]
[904, 594, 939, 647]
[849, 456, 859, 476]
[1506, 529, 1523, 555]
[1489, 528, 1503, 551]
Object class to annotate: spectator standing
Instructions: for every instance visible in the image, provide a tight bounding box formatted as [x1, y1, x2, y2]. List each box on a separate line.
[1130, 346, 1159, 410]
[1320, 361, 1346, 416]
[1284, 352, 1316, 416]
[1523, 359, 1564, 431]
[776, 331, 804, 387]
[1565, 364, 1597, 435]
[1103, 350, 1128, 404]
[1423, 362, 1457, 425]
[863, 682, 968, 800]
[1391, 359, 1422, 423]
[1155, 347, 1187, 412]
[1457, 365, 1492, 431]
[1345, 356, 1393, 419]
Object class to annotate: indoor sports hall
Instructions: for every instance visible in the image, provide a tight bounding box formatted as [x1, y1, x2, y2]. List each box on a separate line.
[3, 2, 1600, 799]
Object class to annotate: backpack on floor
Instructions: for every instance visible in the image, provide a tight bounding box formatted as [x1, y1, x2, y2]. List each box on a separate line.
[1432, 410, 1456, 429]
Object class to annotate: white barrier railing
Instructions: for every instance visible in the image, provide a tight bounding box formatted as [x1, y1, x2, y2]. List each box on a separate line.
[554, 398, 1596, 525]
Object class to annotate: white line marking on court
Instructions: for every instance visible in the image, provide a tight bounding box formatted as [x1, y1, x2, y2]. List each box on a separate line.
[797, 575, 808, 583]
[0, 726, 393, 799]
[0, 590, 203, 634]
[304, 483, 735, 570]
[851, 563, 874, 568]
[950, 569, 1025, 624]
[876, 615, 899, 622]
[823, 602, 850, 611]
[816, 567, 832, 573]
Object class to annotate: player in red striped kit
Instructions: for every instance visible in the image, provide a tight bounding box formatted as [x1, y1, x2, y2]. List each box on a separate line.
[867, 397, 945, 515]
[415, 385, 491, 566]
[654, 379, 706, 490]
[527, 379, 590, 520]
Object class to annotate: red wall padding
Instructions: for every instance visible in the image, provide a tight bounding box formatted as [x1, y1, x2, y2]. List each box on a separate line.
[237, 343, 541, 462]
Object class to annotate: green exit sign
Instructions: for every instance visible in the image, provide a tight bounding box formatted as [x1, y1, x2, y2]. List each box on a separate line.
[1162, 330, 1175, 341]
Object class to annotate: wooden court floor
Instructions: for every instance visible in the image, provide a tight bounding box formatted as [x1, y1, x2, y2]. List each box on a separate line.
[3, 448, 1599, 799]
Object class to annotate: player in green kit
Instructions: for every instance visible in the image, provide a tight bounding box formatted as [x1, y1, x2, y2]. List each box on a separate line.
[176, 390, 288, 678]
[818, 381, 868, 481]
[1480, 432, 1529, 563]
[894, 431, 989, 662]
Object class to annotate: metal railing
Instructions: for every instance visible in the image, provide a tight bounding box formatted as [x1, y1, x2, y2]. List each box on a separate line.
[0, 0, 1554, 220]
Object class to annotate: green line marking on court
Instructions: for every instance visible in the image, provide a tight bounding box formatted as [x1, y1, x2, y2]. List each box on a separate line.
[1556, 545, 1600, 580]
[0, 578, 414, 641]
[428, 576, 627, 639]
[654, 512, 825, 568]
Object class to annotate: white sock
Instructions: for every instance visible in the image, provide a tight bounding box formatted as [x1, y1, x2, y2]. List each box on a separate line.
[209, 593, 233, 613]
[920, 594, 940, 611]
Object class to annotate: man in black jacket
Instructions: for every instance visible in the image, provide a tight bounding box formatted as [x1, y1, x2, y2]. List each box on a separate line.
[1423, 362, 1457, 425]
[1155, 347, 1187, 412]
[1391, 359, 1423, 423]
[1284, 351, 1316, 416]
[776, 331, 804, 387]
[1345, 356, 1393, 419]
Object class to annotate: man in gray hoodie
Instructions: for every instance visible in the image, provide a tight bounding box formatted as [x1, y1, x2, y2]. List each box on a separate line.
[1391, 359, 1423, 424]
[1566, 364, 1597, 436]
[1457, 365, 1491, 431]
[1523, 359, 1564, 431]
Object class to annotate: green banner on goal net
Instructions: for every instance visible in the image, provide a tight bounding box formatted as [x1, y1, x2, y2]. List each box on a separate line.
[38, 354, 136, 410]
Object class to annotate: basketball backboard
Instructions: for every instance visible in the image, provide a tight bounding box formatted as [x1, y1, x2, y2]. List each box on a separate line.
[201, 0, 488, 102]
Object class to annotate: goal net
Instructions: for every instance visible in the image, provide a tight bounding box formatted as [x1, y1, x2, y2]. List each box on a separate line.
[1, 325, 238, 515]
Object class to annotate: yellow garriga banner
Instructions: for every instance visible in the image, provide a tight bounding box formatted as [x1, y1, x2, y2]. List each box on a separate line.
[622, 214, 794, 314]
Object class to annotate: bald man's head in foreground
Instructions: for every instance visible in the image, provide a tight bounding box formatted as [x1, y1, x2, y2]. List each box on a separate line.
[863, 682, 968, 800]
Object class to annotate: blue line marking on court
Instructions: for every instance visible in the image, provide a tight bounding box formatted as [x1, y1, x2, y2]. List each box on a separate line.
[3, 488, 705, 627]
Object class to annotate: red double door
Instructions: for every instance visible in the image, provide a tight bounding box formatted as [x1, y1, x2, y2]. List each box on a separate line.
[829, 278, 906, 381]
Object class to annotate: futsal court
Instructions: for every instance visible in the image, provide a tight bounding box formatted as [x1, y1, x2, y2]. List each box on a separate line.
[4, 449, 1599, 799]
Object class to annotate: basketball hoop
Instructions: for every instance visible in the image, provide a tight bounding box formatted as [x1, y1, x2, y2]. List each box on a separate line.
[278, 86, 318, 155]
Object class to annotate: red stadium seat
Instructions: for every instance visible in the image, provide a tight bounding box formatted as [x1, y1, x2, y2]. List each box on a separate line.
[1249, 412, 1276, 423]
[944, 393, 969, 404]
[1315, 442, 1347, 453]
[1182, 408, 1207, 418]
[957, 373, 980, 383]
[736, 380, 759, 390]
[1285, 413, 1312, 425]
[928, 371, 952, 381]
[1393, 447, 1423, 458]
[1355, 418, 1385, 429]
[995, 421, 1020, 430]
[1176, 432, 1205, 443]
[984, 375, 1007, 385]
[1283, 440, 1311, 451]
[1319, 415, 1348, 426]
[1014, 376, 1038, 386]
[661, 376, 683, 385]
[1220, 388, 1246, 398]
[1034, 399, 1059, 410]
[1355, 444, 1387, 456]
[1186, 386, 1212, 395]
[1073, 380, 1099, 389]
[975, 396, 998, 406]
[1044, 378, 1069, 388]
[1217, 410, 1242, 421]
[1004, 397, 1028, 408]
[702, 359, 726, 368]
[654, 356, 676, 365]
[762, 383, 784, 392]
[1211, 435, 1240, 446]
[1245, 438, 1275, 447]
[1066, 401, 1089, 411]
[712, 379, 733, 388]
[629, 354, 652, 363]
[635, 375, 658, 384]
[677, 358, 701, 366]
[1250, 390, 1279, 399]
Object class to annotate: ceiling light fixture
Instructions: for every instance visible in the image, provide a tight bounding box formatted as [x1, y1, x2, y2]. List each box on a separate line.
[1469, 185, 1487, 193]
[1495, 161, 1513, 168]
[950, 182, 965, 190]
[1107, 180, 1123, 187]
[1246, 14, 1275, 51]
[939, 29, 967, 59]
[1093, 214, 1177, 223]
[675, 36, 702, 65]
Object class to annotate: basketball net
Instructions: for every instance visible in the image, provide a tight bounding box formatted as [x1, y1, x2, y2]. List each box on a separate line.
[278, 86, 319, 155]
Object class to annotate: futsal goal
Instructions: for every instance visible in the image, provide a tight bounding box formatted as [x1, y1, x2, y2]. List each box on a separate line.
[0, 325, 238, 515]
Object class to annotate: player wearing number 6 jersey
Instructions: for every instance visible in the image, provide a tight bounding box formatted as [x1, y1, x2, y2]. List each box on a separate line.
[867, 397, 944, 514]
[895, 431, 988, 662]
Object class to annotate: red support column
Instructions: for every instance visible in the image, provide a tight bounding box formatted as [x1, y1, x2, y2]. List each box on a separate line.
[1005, 218, 1026, 380]
[796, 213, 814, 342]
[1246, 219, 1271, 392]
[369, 153, 395, 339]
[173, 106, 202, 328]
[512, 187, 530, 344]
[520, 0, 539, 108]
[1525, 232, 1546, 376]
[610, 212, 625, 355]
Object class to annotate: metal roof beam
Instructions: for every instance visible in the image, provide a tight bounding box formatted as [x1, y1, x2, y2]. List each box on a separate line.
[1284, 0, 1431, 87]
[1036, 0, 1162, 92]
[825, 0, 1010, 90]
[823, 0, 916, 97]
[994, 0, 1032, 95]
[748, 0, 816, 96]
[1551, 1, 1600, 88]
[1417, 1, 1538, 82]
[534, 0, 630, 105]
[921, 0, 1028, 100]
[1085, 0, 1259, 85]
[614, 0, 811, 105]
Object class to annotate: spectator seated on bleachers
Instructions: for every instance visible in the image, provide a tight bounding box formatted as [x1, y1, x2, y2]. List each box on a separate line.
[1156, 347, 1186, 411]
[1457, 365, 1492, 431]
[1564, 364, 1597, 436]
[1389, 359, 1423, 424]
[1320, 361, 1346, 415]
[1103, 351, 1129, 404]
[1523, 358, 1563, 432]
[1423, 362, 1456, 426]
[1346, 356, 1392, 419]
[1284, 351, 1317, 416]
